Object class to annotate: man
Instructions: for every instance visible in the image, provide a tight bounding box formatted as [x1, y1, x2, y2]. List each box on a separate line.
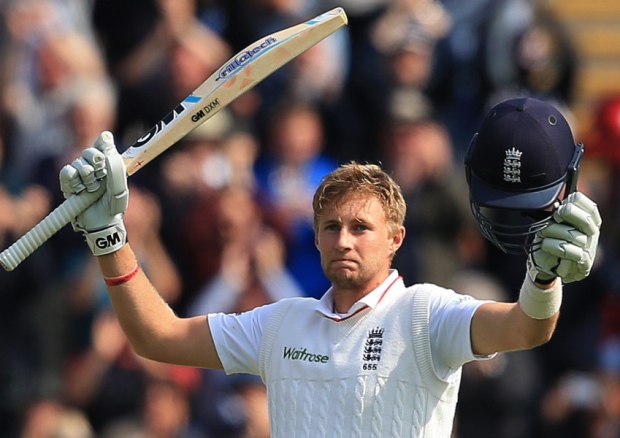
[60, 97, 601, 436]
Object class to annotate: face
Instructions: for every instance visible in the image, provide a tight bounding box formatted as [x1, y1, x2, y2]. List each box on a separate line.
[315, 193, 404, 295]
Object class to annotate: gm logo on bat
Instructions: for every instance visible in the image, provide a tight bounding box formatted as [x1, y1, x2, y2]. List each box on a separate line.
[191, 98, 220, 123]
[216, 37, 278, 81]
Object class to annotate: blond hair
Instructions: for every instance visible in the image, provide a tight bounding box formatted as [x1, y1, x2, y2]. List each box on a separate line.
[312, 162, 406, 236]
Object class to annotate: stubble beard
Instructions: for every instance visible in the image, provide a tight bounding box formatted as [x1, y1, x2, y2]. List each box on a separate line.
[326, 264, 366, 291]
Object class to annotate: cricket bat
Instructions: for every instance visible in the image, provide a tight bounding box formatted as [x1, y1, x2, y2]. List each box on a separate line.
[0, 7, 348, 271]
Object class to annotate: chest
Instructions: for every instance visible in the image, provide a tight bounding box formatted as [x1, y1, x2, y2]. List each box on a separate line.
[268, 301, 415, 381]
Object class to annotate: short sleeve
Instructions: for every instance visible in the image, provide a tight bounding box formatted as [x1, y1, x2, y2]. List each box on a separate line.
[427, 286, 493, 379]
[208, 303, 276, 375]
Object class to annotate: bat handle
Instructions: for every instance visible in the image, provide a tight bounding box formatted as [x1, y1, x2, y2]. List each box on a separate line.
[0, 190, 102, 271]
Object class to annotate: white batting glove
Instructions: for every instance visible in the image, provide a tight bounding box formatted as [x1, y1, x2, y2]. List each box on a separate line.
[59, 131, 129, 256]
[527, 192, 602, 284]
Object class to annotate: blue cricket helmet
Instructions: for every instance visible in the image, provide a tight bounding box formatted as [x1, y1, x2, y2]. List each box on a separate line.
[465, 97, 584, 254]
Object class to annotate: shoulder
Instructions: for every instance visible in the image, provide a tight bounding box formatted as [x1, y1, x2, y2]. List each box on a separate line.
[265, 296, 319, 322]
[406, 282, 457, 300]
[208, 297, 319, 351]
[254, 296, 318, 317]
[406, 283, 482, 315]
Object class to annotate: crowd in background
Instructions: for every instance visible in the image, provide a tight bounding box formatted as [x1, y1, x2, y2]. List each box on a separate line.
[0, 0, 619, 437]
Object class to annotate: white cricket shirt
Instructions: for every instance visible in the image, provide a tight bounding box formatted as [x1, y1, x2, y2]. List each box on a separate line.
[208, 270, 489, 437]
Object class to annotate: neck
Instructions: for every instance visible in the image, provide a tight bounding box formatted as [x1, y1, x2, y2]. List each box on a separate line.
[329, 269, 393, 313]
[331, 282, 380, 314]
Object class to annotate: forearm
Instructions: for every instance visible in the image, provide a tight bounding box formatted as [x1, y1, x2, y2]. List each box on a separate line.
[96, 243, 223, 369]
[513, 276, 562, 346]
[508, 276, 561, 348]
[96, 244, 179, 359]
[515, 298, 559, 348]
[471, 277, 561, 355]
[472, 302, 558, 356]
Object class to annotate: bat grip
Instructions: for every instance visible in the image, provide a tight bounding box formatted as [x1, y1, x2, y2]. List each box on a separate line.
[0, 190, 102, 271]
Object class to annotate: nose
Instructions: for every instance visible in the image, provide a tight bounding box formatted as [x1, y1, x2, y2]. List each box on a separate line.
[335, 228, 353, 251]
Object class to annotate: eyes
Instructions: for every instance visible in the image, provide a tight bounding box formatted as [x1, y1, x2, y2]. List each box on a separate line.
[323, 223, 369, 233]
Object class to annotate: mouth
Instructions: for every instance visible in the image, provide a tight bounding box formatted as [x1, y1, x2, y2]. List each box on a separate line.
[332, 259, 357, 267]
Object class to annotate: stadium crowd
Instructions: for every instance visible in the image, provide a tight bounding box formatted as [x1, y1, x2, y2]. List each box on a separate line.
[0, 0, 619, 437]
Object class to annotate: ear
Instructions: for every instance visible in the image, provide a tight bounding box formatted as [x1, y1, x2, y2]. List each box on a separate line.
[390, 226, 406, 255]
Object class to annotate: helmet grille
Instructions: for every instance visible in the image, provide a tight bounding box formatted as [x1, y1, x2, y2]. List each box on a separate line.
[469, 200, 555, 254]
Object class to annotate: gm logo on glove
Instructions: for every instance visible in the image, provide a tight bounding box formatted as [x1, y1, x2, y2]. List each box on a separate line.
[96, 231, 124, 250]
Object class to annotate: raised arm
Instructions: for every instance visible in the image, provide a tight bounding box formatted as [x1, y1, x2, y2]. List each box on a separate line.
[471, 278, 560, 356]
[59, 132, 223, 370]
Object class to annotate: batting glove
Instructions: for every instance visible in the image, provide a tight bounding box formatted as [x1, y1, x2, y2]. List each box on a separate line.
[527, 192, 602, 284]
[59, 131, 129, 256]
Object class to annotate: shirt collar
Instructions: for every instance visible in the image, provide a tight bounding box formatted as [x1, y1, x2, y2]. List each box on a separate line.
[316, 270, 403, 321]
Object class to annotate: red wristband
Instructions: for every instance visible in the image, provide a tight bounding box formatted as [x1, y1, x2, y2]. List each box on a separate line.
[104, 264, 140, 287]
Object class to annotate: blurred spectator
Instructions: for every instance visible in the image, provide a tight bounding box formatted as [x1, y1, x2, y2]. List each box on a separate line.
[37, 74, 117, 198]
[581, 94, 620, 244]
[579, 96, 620, 438]
[318, 0, 385, 163]
[183, 185, 302, 438]
[180, 183, 302, 310]
[100, 376, 203, 438]
[0, 0, 107, 188]
[584, 94, 620, 166]
[328, 0, 450, 163]
[161, 112, 257, 207]
[0, 91, 57, 436]
[483, 0, 578, 108]
[253, 98, 338, 299]
[29, 75, 119, 278]
[428, 0, 577, 163]
[218, 1, 352, 150]
[186, 186, 303, 317]
[537, 371, 604, 438]
[156, 109, 259, 301]
[287, 30, 349, 106]
[63, 310, 201, 436]
[124, 185, 183, 304]
[591, 372, 620, 438]
[371, 0, 451, 91]
[380, 115, 482, 286]
[101, 0, 231, 153]
[20, 397, 95, 438]
[426, 0, 497, 162]
[286, 28, 352, 163]
[0, 182, 50, 245]
[92, 0, 160, 78]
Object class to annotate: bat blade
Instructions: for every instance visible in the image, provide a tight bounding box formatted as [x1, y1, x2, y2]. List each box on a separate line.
[122, 6, 348, 175]
[0, 7, 348, 271]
